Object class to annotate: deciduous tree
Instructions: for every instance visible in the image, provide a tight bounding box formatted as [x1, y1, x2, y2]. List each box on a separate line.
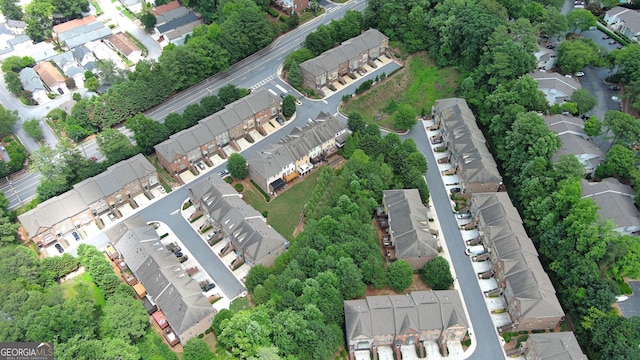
[570, 88, 597, 114]
[421, 257, 454, 290]
[386, 260, 413, 293]
[282, 95, 296, 118]
[227, 153, 247, 179]
[96, 128, 135, 163]
[286, 59, 302, 89]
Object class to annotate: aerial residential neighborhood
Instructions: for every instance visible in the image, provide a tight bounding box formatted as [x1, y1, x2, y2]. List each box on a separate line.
[0, 0, 639, 359]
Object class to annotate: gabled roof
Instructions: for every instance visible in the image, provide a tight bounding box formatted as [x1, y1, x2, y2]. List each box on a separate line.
[344, 291, 467, 342]
[189, 176, 287, 265]
[6, 19, 26, 29]
[155, 89, 278, 161]
[526, 332, 587, 360]
[33, 61, 65, 88]
[553, 133, 604, 164]
[18, 67, 45, 92]
[504, 263, 564, 321]
[110, 215, 214, 337]
[532, 71, 581, 100]
[248, 112, 347, 179]
[618, 10, 640, 35]
[18, 154, 156, 237]
[544, 114, 585, 136]
[383, 189, 439, 259]
[300, 29, 388, 76]
[435, 98, 502, 185]
[8, 34, 30, 46]
[581, 178, 640, 233]
[53, 15, 98, 34]
[152, 0, 181, 16]
[106, 32, 140, 56]
[51, 52, 84, 78]
[157, 13, 202, 37]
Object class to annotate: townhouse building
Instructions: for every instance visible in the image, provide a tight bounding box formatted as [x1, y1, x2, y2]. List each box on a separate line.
[247, 111, 348, 193]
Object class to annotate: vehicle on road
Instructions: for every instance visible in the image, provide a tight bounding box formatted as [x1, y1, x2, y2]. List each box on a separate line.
[609, 85, 620, 91]
[279, 93, 286, 99]
[218, 169, 229, 177]
[72, 231, 80, 240]
[55, 243, 64, 253]
[456, 212, 472, 219]
[545, 44, 555, 49]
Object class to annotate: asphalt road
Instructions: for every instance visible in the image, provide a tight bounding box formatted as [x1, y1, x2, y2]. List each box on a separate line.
[617, 281, 640, 318]
[404, 127, 506, 360]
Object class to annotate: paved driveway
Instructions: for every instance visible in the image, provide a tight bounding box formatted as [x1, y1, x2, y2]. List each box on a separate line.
[617, 281, 640, 318]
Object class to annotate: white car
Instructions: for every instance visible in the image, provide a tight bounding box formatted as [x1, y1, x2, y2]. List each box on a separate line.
[456, 213, 472, 219]
[575, 71, 585, 77]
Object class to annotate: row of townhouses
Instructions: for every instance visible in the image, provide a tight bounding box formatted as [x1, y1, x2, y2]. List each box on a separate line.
[247, 112, 349, 194]
[18, 154, 159, 248]
[300, 29, 389, 92]
[188, 176, 289, 267]
[155, 89, 281, 180]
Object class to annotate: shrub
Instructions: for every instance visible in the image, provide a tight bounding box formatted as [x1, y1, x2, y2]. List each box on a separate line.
[422, 257, 454, 290]
[234, 183, 244, 192]
[619, 281, 633, 294]
[182, 200, 192, 210]
[355, 79, 373, 95]
[262, 211, 268, 218]
[267, 8, 279, 17]
[251, 180, 271, 202]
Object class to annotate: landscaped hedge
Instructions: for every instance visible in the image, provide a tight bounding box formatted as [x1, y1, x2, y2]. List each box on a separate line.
[251, 180, 270, 202]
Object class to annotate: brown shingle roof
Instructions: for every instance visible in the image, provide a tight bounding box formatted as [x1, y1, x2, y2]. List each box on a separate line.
[106, 32, 140, 56]
[151, 0, 181, 16]
[53, 15, 97, 34]
[33, 62, 65, 88]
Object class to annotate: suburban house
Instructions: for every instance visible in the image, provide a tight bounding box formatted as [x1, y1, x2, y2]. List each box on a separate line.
[299, 29, 389, 92]
[85, 39, 125, 69]
[18, 154, 160, 248]
[29, 41, 57, 63]
[381, 189, 440, 269]
[72, 45, 97, 71]
[34, 61, 67, 94]
[18, 67, 47, 104]
[153, 5, 203, 47]
[545, 114, 604, 177]
[274, 0, 310, 14]
[582, 178, 640, 236]
[53, 15, 112, 49]
[532, 71, 581, 104]
[6, 19, 26, 34]
[105, 32, 142, 63]
[432, 98, 503, 197]
[151, 0, 181, 16]
[108, 215, 215, 344]
[51, 52, 85, 89]
[517, 332, 587, 359]
[534, 45, 556, 71]
[344, 291, 468, 359]
[155, 89, 281, 178]
[0, 34, 32, 60]
[604, 6, 640, 41]
[188, 176, 289, 267]
[119, 0, 144, 14]
[470, 193, 565, 333]
[247, 112, 349, 194]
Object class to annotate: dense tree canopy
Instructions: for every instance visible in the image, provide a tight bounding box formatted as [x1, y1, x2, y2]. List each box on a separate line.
[227, 153, 248, 179]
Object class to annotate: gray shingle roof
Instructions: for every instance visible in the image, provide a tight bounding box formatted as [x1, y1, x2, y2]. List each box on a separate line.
[300, 29, 388, 76]
[435, 98, 502, 186]
[110, 215, 214, 338]
[18, 154, 155, 237]
[545, 114, 585, 136]
[51, 51, 85, 78]
[581, 178, 640, 233]
[189, 176, 287, 265]
[344, 290, 467, 342]
[383, 189, 439, 260]
[8, 34, 30, 46]
[247, 112, 347, 181]
[18, 67, 45, 92]
[532, 71, 581, 97]
[553, 133, 604, 164]
[155, 88, 278, 161]
[526, 332, 587, 360]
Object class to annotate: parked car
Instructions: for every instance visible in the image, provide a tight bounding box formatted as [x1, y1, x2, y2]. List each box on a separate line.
[575, 71, 585, 77]
[545, 44, 555, 49]
[617, 45, 623, 49]
[608, 40, 617, 45]
[609, 85, 620, 91]
[90, 156, 98, 161]
[202, 283, 216, 292]
[218, 169, 229, 177]
[197, 162, 205, 170]
[55, 243, 64, 253]
[602, 35, 611, 40]
[465, 246, 485, 256]
[279, 93, 286, 99]
[72, 231, 80, 241]
[449, 187, 461, 193]
[206, 232, 214, 240]
[175, 252, 183, 258]
[456, 213, 472, 219]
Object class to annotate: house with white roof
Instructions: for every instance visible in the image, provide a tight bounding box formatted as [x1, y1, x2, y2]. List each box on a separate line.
[604, 6, 640, 41]
[532, 71, 581, 104]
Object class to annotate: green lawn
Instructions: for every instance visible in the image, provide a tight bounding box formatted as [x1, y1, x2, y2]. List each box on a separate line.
[242, 170, 321, 241]
[63, 272, 107, 308]
[229, 297, 252, 313]
[343, 52, 459, 129]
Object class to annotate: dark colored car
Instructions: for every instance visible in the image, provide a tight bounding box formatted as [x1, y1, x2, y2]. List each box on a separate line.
[279, 93, 286, 99]
[203, 283, 216, 292]
[602, 35, 611, 40]
[609, 85, 620, 91]
[175, 252, 183, 258]
[608, 40, 617, 45]
[72, 231, 80, 240]
[218, 169, 229, 177]
[55, 243, 64, 253]
[450, 187, 461, 193]
[545, 44, 555, 49]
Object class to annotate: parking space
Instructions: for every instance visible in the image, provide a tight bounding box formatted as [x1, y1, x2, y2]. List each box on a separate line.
[118, 203, 135, 217]
[100, 213, 117, 227]
[446, 341, 464, 357]
[424, 341, 444, 360]
[354, 350, 371, 360]
[134, 193, 151, 208]
[249, 129, 264, 143]
[400, 345, 420, 360]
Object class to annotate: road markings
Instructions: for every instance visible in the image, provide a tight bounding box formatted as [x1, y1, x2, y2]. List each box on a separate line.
[250, 74, 277, 91]
[170, 209, 180, 215]
[322, 100, 328, 104]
